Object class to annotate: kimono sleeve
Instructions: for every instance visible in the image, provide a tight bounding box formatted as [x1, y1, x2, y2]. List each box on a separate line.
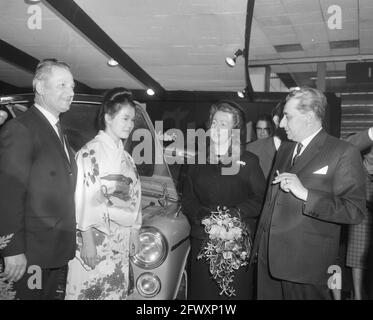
[74, 146, 107, 233]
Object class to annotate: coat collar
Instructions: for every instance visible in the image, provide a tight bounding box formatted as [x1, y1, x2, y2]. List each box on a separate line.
[30, 105, 75, 169]
[289, 129, 327, 174]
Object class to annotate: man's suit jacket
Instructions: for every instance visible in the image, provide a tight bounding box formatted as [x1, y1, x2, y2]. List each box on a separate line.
[346, 129, 373, 152]
[251, 129, 366, 284]
[246, 137, 277, 180]
[0, 106, 77, 268]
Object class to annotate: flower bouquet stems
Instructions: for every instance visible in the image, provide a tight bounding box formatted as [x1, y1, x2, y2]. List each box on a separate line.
[197, 206, 252, 297]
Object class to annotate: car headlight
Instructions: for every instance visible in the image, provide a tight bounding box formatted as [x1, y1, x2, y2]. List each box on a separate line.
[131, 226, 168, 269]
[136, 272, 161, 298]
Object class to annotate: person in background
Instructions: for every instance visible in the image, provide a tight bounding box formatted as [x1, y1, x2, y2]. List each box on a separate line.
[0, 59, 77, 299]
[255, 114, 275, 140]
[246, 100, 286, 180]
[251, 87, 366, 300]
[182, 100, 266, 300]
[65, 87, 142, 300]
[345, 130, 373, 299]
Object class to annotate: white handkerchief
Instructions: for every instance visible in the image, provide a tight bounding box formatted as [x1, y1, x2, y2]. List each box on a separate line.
[313, 166, 328, 175]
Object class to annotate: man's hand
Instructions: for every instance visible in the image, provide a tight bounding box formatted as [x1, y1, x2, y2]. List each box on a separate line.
[272, 170, 309, 201]
[0, 253, 27, 282]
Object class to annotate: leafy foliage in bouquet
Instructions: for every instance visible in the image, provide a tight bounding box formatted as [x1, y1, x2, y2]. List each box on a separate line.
[0, 234, 16, 300]
[197, 207, 252, 297]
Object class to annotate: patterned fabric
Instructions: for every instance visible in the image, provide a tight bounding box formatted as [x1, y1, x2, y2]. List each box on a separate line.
[346, 172, 373, 269]
[0, 233, 16, 300]
[65, 131, 141, 300]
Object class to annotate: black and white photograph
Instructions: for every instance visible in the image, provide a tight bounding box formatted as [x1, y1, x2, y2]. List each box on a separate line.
[1, 0, 373, 305]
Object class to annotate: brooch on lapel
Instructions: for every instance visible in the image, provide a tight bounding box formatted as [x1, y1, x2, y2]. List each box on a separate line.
[236, 160, 246, 167]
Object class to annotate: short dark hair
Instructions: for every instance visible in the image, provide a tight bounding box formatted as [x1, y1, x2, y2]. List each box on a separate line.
[255, 114, 275, 137]
[97, 87, 135, 130]
[33, 58, 72, 92]
[286, 87, 326, 121]
[207, 100, 246, 144]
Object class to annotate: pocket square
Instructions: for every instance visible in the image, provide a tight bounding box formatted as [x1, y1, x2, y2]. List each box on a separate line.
[313, 166, 328, 175]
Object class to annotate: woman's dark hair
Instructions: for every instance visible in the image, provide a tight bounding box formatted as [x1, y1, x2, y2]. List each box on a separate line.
[97, 87, 135, 130]
[207, 100, 246, 143]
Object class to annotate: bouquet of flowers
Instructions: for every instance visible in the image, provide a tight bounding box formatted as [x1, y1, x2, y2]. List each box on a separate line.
[0, 234, 16, 300]
[197, 206, 252, 297]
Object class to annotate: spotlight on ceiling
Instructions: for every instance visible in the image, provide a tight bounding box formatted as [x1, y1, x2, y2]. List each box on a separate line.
[225, 49, 244, 67]
[107, 58, 119, 66]
[147, 89, 155, 96]
[237, 90, 245, 98]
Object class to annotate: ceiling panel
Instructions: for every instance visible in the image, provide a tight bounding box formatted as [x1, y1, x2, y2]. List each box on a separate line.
[73, 0, 247, 91]
[293, 23, 329, 43]
[282, 0, 321, 14]
[287, 11, 324, 25]
[0, 0, 371, 95]
[0, 60, 33, 88]
[0, 1, 144, 89]
[302, 42, 331, 57]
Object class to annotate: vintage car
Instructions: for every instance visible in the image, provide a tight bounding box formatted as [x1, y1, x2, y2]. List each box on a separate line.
[0, 94, 191, 300]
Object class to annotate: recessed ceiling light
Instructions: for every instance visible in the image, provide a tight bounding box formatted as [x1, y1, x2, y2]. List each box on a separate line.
[107, 58, 118, 66]
[147, 89, 155, 96]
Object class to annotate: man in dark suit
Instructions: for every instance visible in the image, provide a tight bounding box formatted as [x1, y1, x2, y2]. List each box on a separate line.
[251, 87, 366, 299]
[0, 59, 77, 299]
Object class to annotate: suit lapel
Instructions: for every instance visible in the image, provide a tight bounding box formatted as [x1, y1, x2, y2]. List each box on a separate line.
[290, 129, 327, 174]
[268, 141, 294, 203]
[30, 106, 72, 169]
[264, 138, 276, 163]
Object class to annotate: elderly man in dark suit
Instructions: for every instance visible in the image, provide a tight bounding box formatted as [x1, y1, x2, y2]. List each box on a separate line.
[0, 59, 77, 299]
[251, 87, 366, 300]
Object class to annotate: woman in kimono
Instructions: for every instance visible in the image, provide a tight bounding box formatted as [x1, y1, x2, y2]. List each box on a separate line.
[65, 88, 142, 300]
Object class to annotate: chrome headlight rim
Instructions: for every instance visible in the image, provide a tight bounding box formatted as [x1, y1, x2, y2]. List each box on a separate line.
[131, 226, 168, 269]
[136, 272, 161, 298]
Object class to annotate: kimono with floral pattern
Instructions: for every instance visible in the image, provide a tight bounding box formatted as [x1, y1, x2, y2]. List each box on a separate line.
[65, 130, 141, 300]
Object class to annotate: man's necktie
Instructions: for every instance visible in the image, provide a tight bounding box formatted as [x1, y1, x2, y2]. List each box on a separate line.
[56, 120, 66, 149]
[292, 142, 303, 166]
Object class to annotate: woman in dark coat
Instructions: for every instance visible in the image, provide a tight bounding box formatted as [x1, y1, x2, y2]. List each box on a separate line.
[182, 101, 266, 300]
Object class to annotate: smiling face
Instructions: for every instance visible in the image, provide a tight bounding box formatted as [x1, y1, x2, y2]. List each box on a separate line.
[36, 66, 75, 117]
[210, 110, 234, 145]
[280, 97, 310, 142]
[105, 104, 135, 141]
